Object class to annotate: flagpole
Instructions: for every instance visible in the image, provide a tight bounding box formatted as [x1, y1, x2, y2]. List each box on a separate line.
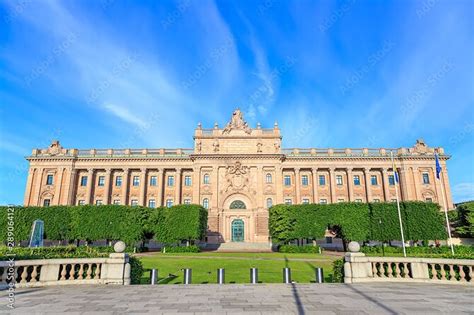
[391, 151, 406, 257]
[436, 154, 455, 255]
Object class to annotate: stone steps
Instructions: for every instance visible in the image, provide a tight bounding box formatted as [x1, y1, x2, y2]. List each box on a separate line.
[205, 242, 273, 252]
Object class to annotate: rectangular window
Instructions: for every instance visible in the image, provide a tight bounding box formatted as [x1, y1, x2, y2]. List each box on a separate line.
[133, 176, 140, 186]
[319, 199, 327, 205]
[388, 175, 395, 186]
[184, 175, 192, 186]
[150, 176, 157, 186]
[302, 198, 310, 204]
[80, 176, 88, 186]
[422, 173, 430, 184]
[319, 175, 326, 186]
[96, 200, 103, 205]
[353, 175, 360, 186]
[46, 174, 54, 185]
[98, 176, 105, 186]
[425, 198, 433, 202]
[338, 198, 345, 203]
[203, 174, 210, 184]
[336, 175, 343, 185]
[131, 199, 138, 206]
[166, 199, 173, 207]
[284, 199, 292, 205]
[301, 175, 309, 186]
[113, 199, 120, 205]
[167, 176, 174, 186]
[284, 175, 291, 186]
[115, 176, 122, 187]
[78, 200, 85, 205]
[355, 199, 363, 203]
[148, 199, 156, 208]
[266, 198, 273, 208]
[184, 199, 191, 205]
[373, 199, 380, 203]
[371, 175, 378, 186]
[43, 199, 50, 207]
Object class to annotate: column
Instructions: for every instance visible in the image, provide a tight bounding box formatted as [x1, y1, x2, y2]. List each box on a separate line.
[312, 168, 318, 203]
[23, 168, 35, 206]
[295, 168, 301, 204]
[85, 168, 94, 205]
[442, 167, 454, 209]
[411, 167, 420, 201]
[67, 168, 77, 205]
[257, 166, 263, 208]
[275, 166, 283, 204]
[121, 168, 130, 206]
[329, 167, 336, 203]
[33, 167, 44, 206]
[382, 168, 390, 201]
[211, 166, 219, 208]
[363, 168, 372, 202]
[157, 168, 164, 207]
[53, 168, 64, 205]
[139, 168, 147, 206]
[175, 168, 182, 205]
[192, 166, 201, 205]
[346, 168, 353, 202]
[104, 168, 112, 205]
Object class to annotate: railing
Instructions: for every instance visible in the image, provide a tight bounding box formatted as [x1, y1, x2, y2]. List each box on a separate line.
[344, 253, 473, 285]
[0, 253, 130, 288]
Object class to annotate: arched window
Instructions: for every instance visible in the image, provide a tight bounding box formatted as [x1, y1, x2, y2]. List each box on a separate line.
[203, 198, 209, 209]
[266, 198, 273, 208]
[266, 173, 272, 183]
[203, 174, 210, 184]
[230, 200, 246, 209]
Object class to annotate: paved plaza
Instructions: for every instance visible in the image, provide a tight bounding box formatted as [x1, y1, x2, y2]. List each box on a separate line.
[1, 283, 473, 314]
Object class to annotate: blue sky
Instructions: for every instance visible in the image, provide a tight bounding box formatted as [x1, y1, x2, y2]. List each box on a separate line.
[0, 0, 473, 205]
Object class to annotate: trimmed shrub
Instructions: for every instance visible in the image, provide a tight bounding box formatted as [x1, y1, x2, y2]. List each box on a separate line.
[162, 245, 200, 253]
[129, 256, 144, 284]
[279, 245, 320, 253]
[0, 245, 109, 260]
[332, 259, 344, 283]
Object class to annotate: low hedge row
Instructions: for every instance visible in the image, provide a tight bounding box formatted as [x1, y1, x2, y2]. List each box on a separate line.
[162, 245, 200, 253]
[278, 245, 321, 253]
[361, 245, 474, 259]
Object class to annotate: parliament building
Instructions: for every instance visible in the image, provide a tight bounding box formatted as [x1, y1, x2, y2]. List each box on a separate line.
[24, 109, 454, 244]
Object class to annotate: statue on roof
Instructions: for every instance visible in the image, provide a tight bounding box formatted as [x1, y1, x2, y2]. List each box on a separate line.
[223, 108, 251, 134]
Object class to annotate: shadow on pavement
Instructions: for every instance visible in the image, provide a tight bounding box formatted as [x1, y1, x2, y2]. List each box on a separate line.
[348, 285, 397, 314]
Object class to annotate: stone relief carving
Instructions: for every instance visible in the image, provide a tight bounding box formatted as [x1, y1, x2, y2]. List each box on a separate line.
[222, 109, 252, 134]
[413, 139, 428, 154]
[221, 161, 255, 195]
[43, 140, 65, 156]
[213, 139, 220, 152]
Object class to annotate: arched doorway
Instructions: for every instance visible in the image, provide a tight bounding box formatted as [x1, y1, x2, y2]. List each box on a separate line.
[231, 219, 244, 242]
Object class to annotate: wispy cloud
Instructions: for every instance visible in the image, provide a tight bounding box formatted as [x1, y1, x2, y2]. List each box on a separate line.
[102, 103, 147, 128]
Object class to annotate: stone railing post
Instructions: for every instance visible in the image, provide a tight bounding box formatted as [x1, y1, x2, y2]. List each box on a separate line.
[101, 241, 131, 285]
[38, 263, 61, 283]
[410, 260, 430, 280]
[344, 241, 373, 284]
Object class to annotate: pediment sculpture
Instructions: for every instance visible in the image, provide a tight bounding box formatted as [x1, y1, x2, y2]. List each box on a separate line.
[223, 109, 252, 134]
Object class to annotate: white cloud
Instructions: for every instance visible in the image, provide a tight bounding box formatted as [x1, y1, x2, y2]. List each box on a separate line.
[102, 103, 147, 128]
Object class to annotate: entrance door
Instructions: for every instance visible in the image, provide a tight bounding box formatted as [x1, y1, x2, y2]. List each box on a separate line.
[231, 219, 244, 242]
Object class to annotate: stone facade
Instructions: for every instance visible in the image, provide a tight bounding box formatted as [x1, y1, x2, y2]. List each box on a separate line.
[24, 109, 454, 244]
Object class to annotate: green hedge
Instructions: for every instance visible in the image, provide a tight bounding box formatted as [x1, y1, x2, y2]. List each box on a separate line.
[162, 245, 200, 253]
[270, 201, 447, 243]
[361, 245, 474, 259]
[332, 258, 344, 283]
[0, 205, 207, 246]
[0, 245, 110, 260]
[129, 256, 144, 284]
[278, 244, 320, 253]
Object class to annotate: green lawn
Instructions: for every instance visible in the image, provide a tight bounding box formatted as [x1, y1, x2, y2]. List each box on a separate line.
[136, 252, 339, 284]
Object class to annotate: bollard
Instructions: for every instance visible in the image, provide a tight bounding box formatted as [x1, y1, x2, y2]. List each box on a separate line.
[283, 267, 291, 284]
[217, 268, 225, 284]
[315, 267, 324, 283]
[150, 269, 158, 285]
[183, 268, 192, 284]
[250, 268, 259, 284]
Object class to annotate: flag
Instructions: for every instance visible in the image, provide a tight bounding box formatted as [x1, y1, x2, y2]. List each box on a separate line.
[391, 152, 399, 183]
[435, 153, 442, 179]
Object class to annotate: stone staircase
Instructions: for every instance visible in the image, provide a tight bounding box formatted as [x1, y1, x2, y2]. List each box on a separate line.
[205, 242, 273, 252]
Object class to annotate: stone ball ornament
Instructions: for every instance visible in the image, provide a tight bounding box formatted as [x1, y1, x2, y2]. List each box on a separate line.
[348, 241, 360, 253]
[114, 241, 126, 253]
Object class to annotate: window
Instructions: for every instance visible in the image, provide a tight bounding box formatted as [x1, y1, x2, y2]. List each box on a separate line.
[98, 176, 105, 186]
[355, 199, 363, 203]
[285, 199, 292, 205]
[113, 199, 120, 205]
[373, 199, 380, 203]
[43, 199, 50, 207]
[422, 173, 430, 184]
[115, 176, 122, 187]
[266, 198, 273, 208]
[203, 198, 209, 209]
[203, 174, 210, 184]
[184, 199, 191, 205]
[266, 173, 272, 183]
[319, 199, 328, 205]
[336, 175, 343, 185]
[338, 198, 345, 203]
[388, 175, 395, 186]
[150, 176, 157, 186]
[166, 199, 173, 207]
[319, 175, 326, 186]
[131, 199, 138, 207]
[302, 175, 309, 186]
[184, 175, 192, 186]
[132, 176, 140, 186]
[167, 176, 174, 186]
[96, 200, 103, 205]
[371, 175, 378, 186]
[230, 200, 246, 209]
[148, 199, 156, 208]
[425, 198, 433, 202]
[284, 175, 291, 186]
[78, 200, 85, 205]
[46, 174, 54, 185]
[391, 199, 397, 203]
[302, 198, 310, 204]
[353, 175, 360, 186]
[80, 176, 88, 186]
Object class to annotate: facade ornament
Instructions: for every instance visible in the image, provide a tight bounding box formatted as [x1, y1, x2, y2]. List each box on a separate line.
[213, 139, 220, 152]
[274, 141, 280, 153]
[413, 138, 428, 154]
[45, 140, 64, 156]
[196, 140, 202, 152]
[222, 108, 252, 134]
[257, 141, 263, 153]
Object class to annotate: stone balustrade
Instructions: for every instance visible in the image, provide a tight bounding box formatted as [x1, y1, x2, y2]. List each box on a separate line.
[0, 253, 130, 288]
[344, 252, 473, 285]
